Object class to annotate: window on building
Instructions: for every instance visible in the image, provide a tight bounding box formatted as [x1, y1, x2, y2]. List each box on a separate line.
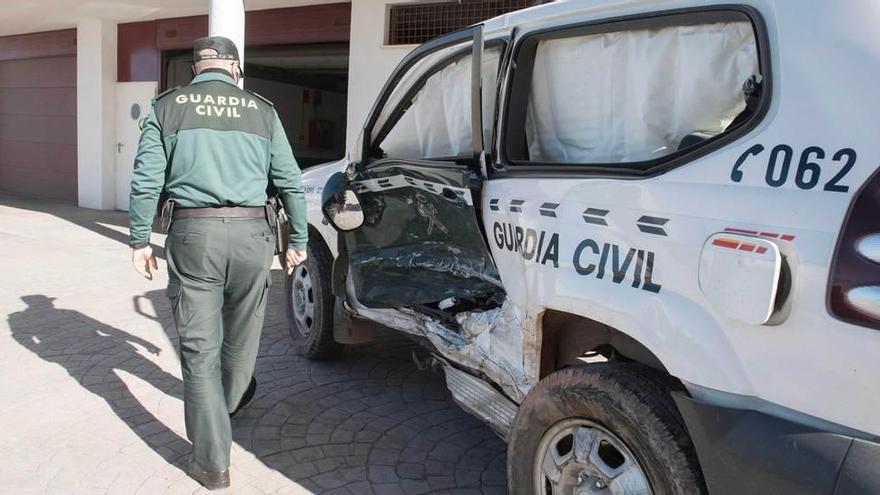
[506, 12, 763, 170]
[387, 0, 550, 45]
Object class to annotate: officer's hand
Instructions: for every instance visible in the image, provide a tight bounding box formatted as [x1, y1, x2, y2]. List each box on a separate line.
[132, 246, 159, 280]
[285, 249, 308, 275]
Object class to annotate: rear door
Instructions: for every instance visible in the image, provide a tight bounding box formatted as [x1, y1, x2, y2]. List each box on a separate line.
[344, 26, 504, 308]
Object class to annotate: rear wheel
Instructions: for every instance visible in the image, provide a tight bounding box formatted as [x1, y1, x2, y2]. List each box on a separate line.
[508, 363, 705, 495]
[285, 237, 343, 359]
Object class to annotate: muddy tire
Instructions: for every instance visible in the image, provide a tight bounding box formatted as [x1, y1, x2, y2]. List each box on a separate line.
[285, 237, 343, 360]
[507, 363, 705, 495]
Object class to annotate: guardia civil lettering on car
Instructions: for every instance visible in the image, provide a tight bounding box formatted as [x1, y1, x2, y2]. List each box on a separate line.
[288, 1, 880, 493]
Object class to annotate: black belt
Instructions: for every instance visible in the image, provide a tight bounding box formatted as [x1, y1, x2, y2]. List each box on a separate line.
[173, 206, 265, 220]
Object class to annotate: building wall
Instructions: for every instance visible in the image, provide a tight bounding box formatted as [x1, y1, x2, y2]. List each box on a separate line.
[2, 1, 426, 207]
[117, 21, 160, 83]
[115, 0, 430, 162]
[346, 0, 424, 153]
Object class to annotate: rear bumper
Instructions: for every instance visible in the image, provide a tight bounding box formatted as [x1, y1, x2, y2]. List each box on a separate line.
[673, 394, 880, 495]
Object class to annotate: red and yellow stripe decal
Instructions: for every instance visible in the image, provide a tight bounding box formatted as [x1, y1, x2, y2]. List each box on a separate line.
[712, 237, 768, 254]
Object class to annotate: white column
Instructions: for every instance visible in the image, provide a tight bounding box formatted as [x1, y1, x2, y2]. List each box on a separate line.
[209, 0, 245, 87]
[76, 19, 117, 210]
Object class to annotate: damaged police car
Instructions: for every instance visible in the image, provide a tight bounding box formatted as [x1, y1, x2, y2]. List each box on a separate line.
[288, 1, 880, 493]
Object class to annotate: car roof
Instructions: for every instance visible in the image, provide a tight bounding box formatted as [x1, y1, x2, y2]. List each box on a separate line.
[481, 0, 762, 35]
[483, 0, 628, 31]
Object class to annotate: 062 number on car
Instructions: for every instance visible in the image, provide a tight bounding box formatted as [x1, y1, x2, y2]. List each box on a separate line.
[731, 144, 856, 192]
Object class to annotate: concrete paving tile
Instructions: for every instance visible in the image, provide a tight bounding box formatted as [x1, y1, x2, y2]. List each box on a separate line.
[344, 481, 375, 495]
[312, 471, 349, 490]
[368, 466, 399, 484]
[369, 449, 400, 466]
[321, 488, 354, 495]
[396, 463, 425, 480]
[314, 457, 346, 473]
[372, 483, 405, 495]
[399, 479, 431, 495]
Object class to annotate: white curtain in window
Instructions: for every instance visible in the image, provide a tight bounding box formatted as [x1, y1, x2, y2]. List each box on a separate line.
[525, 21, 758, 164]
[381, 48, 501, 159]
[373, 41, 468, 143]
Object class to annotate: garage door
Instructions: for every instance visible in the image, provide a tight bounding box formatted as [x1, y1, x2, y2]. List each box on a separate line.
[0, 55, 77, 201]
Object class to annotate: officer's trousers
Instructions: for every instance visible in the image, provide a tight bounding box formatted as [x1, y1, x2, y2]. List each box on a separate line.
[165, 217, 275, 472]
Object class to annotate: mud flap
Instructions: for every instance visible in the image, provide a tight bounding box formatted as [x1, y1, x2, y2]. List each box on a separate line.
[332, 297, 378, 344]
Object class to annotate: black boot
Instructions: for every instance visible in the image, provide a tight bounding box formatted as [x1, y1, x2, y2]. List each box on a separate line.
[189, 463, 230, 490]
[230, 376, 257, 418]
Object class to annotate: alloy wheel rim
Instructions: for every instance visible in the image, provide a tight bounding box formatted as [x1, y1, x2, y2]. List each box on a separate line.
[291, 264, 314, 337]
[534, 418, 652, 495]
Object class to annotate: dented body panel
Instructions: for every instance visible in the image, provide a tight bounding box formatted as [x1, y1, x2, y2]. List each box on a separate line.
[351, 297, 535, 402]
[346, 161, 501, 307]
[302, 0, 880, 442]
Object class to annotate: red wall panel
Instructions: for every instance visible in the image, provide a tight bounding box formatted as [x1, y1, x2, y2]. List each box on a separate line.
[156, 15, 208, 51]
[0, 29, 76, 62]
[153, 2, 351, 51]
[120, 3, 351, 82]
[245, 3, 351, 46]
[118, 21, 161, 83]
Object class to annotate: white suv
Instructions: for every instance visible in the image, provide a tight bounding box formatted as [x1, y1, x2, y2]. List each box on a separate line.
[287, 1, 880, 493]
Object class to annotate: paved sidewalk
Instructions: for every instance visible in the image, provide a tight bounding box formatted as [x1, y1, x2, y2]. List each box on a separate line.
[0, 194, 506, 495]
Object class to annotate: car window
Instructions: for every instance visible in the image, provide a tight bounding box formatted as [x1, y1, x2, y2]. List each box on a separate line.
[377, 46, 502, 160]
[510, 17, 760, 166]
[371, 41, 468, 143]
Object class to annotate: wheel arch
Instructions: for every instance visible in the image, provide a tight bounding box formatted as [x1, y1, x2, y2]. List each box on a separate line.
[307, 222, 331, 250]
[538, 309, 671, 380]
[306, 217, 338, 256]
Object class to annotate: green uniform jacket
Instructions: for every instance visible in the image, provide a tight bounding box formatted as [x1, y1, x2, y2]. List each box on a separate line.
[128, 70, 308, 250]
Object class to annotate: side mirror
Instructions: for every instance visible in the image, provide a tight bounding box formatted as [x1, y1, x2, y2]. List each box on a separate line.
[321, 172, 364, 232]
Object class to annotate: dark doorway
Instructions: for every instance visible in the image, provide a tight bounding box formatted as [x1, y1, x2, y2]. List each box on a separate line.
[163, 43, 349, 169]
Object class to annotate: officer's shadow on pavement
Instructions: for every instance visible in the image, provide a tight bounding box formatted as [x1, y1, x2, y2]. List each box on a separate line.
[7, 294, 190, 469]
[8, 289, 510, 493]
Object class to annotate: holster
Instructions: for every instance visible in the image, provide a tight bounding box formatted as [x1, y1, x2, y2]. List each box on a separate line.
[160, 199, 175, 232]
[265, 196, 289, 256]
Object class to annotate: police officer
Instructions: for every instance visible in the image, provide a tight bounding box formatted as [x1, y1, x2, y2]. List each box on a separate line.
[128, 36, 307, 490]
